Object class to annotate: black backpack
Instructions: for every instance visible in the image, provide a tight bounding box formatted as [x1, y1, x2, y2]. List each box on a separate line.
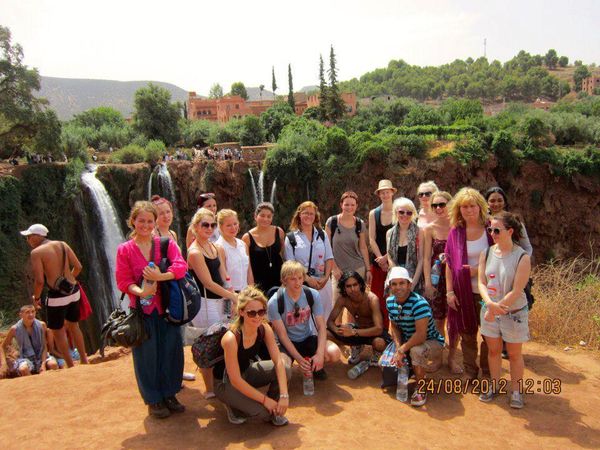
[286, 228, 325, 257]
[158, 237, 202, 325]
[329, 215, 362, 246]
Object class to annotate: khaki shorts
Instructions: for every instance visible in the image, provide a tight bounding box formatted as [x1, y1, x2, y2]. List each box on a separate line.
[409, 339, 444, 369]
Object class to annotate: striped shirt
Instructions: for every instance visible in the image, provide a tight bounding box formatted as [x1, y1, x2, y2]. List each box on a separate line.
[386, 292, 444, 345]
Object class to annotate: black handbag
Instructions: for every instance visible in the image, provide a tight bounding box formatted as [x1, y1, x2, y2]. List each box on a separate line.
[54, 243, 77, 296]
[100, 295, 149, 357]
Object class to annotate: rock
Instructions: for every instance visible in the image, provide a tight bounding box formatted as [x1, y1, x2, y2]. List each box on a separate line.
[579, 341, 587, 346]
[564, 346, 574, 351]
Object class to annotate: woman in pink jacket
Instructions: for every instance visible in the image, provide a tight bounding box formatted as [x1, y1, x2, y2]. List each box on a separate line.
[116, 201, 188, 419]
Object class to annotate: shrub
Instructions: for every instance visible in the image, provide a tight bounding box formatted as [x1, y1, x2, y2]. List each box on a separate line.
[454, 135, 488, 164]
[109, 144, 146, 164]
[491, 130, 520, 173]
[145, 139, 166, 163]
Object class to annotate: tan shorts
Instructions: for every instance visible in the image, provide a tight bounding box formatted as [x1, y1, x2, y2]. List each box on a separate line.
[409, 339, 444, 369]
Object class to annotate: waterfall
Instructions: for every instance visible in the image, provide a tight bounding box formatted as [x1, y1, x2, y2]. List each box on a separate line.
[248, 169, 259, 209]
[156, 163, 182, 244]
[257, 170, 264, 207]
[80, 166, 126, 315]
[147, 171, 154, 200]
[269, 178, 277, 205]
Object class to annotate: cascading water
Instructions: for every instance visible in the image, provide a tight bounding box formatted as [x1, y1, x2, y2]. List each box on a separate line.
[248, 169, 259, 209]
[80, 166, 126, 315]
[248, 168, 278, 208]
[147, 171, 154, 200]
[155, 163, 182, 244]
[269, 178, 277, 205]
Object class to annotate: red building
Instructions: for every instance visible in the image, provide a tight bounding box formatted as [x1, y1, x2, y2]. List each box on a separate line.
[581, 75, 600, 95]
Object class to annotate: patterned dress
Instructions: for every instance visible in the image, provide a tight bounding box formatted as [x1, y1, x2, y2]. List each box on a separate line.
[428, 238, 448, 320]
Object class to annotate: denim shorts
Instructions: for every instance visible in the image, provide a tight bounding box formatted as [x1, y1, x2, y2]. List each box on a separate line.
[480, 306, 530, 343]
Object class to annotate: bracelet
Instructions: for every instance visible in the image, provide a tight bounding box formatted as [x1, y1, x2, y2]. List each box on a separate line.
[279, 393, 289, 399]
[353, 328, 359, 337]
[447, 291, 455, 296]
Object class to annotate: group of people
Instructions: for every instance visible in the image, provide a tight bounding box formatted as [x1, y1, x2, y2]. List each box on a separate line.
[8, 177, 533, 425]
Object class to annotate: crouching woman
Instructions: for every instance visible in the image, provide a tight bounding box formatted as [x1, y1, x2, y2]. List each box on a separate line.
[214, 286, 291, 426]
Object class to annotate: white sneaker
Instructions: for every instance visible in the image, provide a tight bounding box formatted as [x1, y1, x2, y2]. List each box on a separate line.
[225, 405, 247, 424]
[182, 372, 196, 381]
[348, 345, 363, 365]
[510, 391, 524, 409]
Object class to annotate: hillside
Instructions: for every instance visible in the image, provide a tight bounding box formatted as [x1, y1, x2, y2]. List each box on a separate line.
[37, 76, 189, 120]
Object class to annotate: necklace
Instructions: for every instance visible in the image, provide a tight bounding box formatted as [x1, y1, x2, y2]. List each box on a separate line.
[256, 228, 274, 268]
[199, 240, 215, 258]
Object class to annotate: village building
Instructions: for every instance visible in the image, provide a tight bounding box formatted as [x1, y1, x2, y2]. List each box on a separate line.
[581, 74, 600, 95]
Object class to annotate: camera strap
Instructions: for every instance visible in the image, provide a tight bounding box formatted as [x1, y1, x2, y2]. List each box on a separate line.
[307, 228, 315, 274]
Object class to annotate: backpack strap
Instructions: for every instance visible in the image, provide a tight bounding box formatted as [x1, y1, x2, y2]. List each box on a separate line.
[277, 287, 285, 316]
[159, 236, 170, 259]
[355, 217, 362, 238]
[374, 205, 382, 227]
[286, 232, 297, 257]
[302, 286, 317, 329]
[316, 227, 325, 242]
[330, 215, 338, 246]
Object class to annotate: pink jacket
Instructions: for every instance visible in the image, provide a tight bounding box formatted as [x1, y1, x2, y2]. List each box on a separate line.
[115, 237, 187, 315]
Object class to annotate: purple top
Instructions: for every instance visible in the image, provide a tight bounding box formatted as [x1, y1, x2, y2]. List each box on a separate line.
[445, 226, 493, 345]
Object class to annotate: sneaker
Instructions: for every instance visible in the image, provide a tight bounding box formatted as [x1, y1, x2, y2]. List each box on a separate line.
[369, 351, 382, 367]
[313, 368, 328, 380]
[182, 372, 196, 381]
[478, 388, 495, 403]
[509, 391, 524, 409]
[148, 402, 171, 419]
[348, 345, 363, 365]
[225, 405, 247, 424]
[164, 396, 185, 413]
[270, 415, 289, 427]
[410, 391, 427, 407]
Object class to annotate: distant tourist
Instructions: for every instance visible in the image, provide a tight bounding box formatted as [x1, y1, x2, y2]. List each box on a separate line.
[20, 223, 88, 368]
[116, 201, 188, 419]
[1, 305, 59, 377]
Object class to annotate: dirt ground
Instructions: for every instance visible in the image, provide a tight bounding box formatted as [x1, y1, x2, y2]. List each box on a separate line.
[1, 341, 599, 450]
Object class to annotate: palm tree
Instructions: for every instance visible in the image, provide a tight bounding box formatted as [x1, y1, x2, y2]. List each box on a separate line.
[259, 84, 265, 100]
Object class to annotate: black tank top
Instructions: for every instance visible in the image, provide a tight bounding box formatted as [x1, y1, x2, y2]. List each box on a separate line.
[373, 206, 393, 263]
[248, 227, 283, 294]
[191, 246, 223, 298]
[213, 325, 268, 379]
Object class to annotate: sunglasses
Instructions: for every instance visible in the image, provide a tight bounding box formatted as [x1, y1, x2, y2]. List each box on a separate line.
[487, 227, 506, 235]
[244, 309, 266, 318]
[200, 222, 217, 229]
[431, 202, 447, 209]
[397, 210, 413, 216]
[418, 192, 433, 198]
[293, 303, 300, 318]
[199, 193, 215, 199]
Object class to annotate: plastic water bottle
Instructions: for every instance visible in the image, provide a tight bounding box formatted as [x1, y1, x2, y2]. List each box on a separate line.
[223, 276, 232, 317]
[140, 262, 156, 306]
[302, 358, 315, 396]
[347, 360, 370, 379]
[396, 358, 409, 402]
[431, 260, 442, 287]
[487, 274, 500, 302]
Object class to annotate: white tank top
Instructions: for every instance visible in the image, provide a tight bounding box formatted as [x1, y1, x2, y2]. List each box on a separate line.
[467, 230, 489, 294]
[216, 236, 249, 291]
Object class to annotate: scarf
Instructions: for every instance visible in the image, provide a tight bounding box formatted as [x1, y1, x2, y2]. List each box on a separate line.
[388, 221, 419, 279]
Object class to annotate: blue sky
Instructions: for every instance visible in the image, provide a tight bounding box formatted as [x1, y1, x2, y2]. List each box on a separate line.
[2, 0, 599, 94]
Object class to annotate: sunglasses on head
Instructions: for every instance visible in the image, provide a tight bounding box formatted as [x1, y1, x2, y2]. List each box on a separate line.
[199, 193, 215, 200]
[200, 222, 217, 229]
[244, 308, 266, 318]
[431, 202, 447, 209]
[397, 210, 413, 216]
[293, 303, 300, 318]
[487, 227, 505, 235]
[418, 191, 433, 198]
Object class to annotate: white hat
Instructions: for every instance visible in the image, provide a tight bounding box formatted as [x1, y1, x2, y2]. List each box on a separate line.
[20, 224, 49, 237]
[388, 266, 412, 283]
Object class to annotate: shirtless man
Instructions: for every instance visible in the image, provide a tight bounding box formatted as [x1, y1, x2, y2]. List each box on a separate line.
[21, 224, 88, 367]
[327, 270, 390, 365]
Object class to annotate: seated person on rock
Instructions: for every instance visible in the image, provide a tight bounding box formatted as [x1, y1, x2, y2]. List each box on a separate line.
[385, 267, 444, 407]
[1, 305, 59, 377]
[268, 261, 341, 382]
[327, 270, 390, 365]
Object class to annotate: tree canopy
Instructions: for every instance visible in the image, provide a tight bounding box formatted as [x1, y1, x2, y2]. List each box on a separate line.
[133, 83, 181, 145]
[230, 82, 248, 100]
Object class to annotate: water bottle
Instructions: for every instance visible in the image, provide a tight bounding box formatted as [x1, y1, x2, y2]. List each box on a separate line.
[347, 360, 370, 379]
[396, 358, 409, 402]
[140, 262, 156, 306]
[487, 274, 500, 302]
[223, 276, 232, 317]
[302, 357, 315, 396]
[431, 260, 441, 287]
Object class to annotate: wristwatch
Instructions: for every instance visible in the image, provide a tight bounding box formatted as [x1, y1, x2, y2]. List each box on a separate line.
[279, 393, 289, 399]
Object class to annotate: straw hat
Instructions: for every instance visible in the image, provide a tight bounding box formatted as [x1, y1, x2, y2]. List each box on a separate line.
[374, 179, 397, 195]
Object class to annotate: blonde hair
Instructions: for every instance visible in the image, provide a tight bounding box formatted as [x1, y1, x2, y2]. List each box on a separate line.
[448, 187, 489, 227]
[217, 209, 238, 228]
[289, 201, 322, 231]
[127, 201, 157, 237]
[280, 260, 306, 282]
[418, 181, 439, 194]
[230, 285, 268, 333]
[190, 207, 215, 237]
[432, 191, 452, 203]
[392, 197, 418, 224]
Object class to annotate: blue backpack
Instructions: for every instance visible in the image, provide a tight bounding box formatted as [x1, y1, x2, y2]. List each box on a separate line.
[158, 237, 202, 325]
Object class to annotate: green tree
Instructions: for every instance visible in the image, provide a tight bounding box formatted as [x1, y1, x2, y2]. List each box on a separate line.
[573, 65, 591, 92]
[133, 83, 181, 145]
[271, 66, 277, 97]
[230, 82, 248, 100]
[318, 54, 328, 121]
[32, 109, 62, 156]
[259, 84, 265, 100]
[327, 45, 346, 122]
[209, 83, 224, 99]
[287, 64, 295, 111]
[260, 102, 295, 141]
[145, 139, 166, 163]
[0, 25, 44, 155]
[73, 106, 125, 129]
[239, 115, 265, 146]
[544, 49, 558, 69]
[558, 56, 569, 68]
